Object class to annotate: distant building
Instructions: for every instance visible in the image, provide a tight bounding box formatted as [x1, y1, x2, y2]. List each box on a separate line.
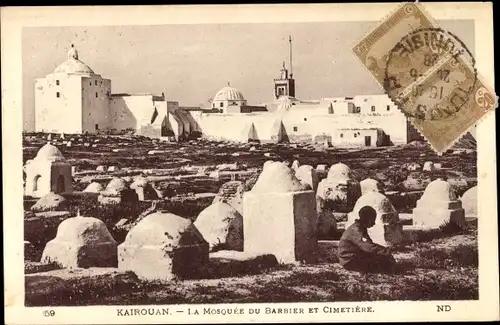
[33, 41, 420, 147]
[34, 45, 197, 140]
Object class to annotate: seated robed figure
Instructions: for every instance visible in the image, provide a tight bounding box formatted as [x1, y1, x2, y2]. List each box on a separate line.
[338, 205, 396, 273]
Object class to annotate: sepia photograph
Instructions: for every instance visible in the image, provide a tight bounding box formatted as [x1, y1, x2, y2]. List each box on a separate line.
[3, 2, 498, 324]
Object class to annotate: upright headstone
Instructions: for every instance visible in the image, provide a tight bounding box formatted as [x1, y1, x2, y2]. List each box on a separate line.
[243, 162, 317, 264]
[291, 160, 300, 172]
[413, 179, 465, 228]
[118, 212, 208, 281]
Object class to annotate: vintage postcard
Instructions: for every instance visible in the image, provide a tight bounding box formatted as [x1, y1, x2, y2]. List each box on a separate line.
[352, 2, 498, 154]
[2, 3, 499, 324]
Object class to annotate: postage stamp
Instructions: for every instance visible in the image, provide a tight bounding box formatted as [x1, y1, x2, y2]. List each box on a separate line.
[352, 2, 498, 154]
[2, 3, 499, 325]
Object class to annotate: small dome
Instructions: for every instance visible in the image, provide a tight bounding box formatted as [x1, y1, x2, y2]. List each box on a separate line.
[327, 163, 351, 181]
[83, 182, 104, 193]
[252, 161, 306, 193]
[56, 216, 116, 244]
[35, 143, 66, 161]
[54, 59, 95, 75]
[214, 86, 245, 102]
[422, 178, 457, 201]
[105, 177, 129, 194]
[54, 46, 94, 75]
[124, 212, 206, 250]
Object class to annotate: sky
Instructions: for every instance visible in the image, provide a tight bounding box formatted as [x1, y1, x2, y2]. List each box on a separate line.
[22, 20, 474, 131]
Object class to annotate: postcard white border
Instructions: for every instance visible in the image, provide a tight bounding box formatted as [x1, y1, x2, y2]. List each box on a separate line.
[2, 2, 498, 323]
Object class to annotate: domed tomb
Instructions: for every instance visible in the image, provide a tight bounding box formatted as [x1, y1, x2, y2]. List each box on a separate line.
[461, 186, 477, 218]
[316, 163, 361, 213]
[118, 212, 209, 281]
[413, 178, 465, 228]
[243, 162, 317, 264]
[346, 191, 404, 247]
[194, 202, 243, 251]
[24, 143, 73, 198]
[41, 215, 118, 268]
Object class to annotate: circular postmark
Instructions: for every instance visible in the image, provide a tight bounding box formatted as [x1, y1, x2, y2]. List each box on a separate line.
[384, 28, 477, 121]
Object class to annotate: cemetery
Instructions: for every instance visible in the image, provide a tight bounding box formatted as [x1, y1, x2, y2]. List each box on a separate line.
[23, 132, 478, 305]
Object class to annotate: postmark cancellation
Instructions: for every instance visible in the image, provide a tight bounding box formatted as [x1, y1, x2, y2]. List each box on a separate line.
[353, 2, 497, 154]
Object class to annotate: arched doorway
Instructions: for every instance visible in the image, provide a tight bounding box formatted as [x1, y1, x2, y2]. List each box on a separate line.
[33, 175, 41, 192]
[56, 175, 65, 193]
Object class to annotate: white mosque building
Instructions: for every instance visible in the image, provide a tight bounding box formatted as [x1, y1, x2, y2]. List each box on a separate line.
[33, 42, 421, 147]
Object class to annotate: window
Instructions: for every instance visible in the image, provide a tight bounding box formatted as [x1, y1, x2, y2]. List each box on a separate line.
[387, 105, 391, 111]
[212, 103, 215, 108]
[340, 133, 343, 138]
[90, 82, 92, 86]
[293, 126, 298, 132]
[56, 80, 60, 86]
[220, 102, 223, 108]
[371, 106, 376, 112]
[354, 133, 358, 138]
[95, 92, 98, 98]
[56, 92, 60, 98]
[95, 124, 99, 130]
[304, 117, 307, 121]
[95, 80, 98, 86]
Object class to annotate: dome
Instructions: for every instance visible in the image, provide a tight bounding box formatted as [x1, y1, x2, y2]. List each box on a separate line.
[123, 212, 206, 250]
[83, 182, 104, 193]
[104, 177, 129, 195]
[421, 178, 457, 201]
[327, 163, 351, 181]
[35, 143, 66, 161]
[54, 59, 95, 75]
[214, 86, 245, 102]
[53, 45, 94, 75]
[252, 161, 307, 193]
[56, 216, 116, 244]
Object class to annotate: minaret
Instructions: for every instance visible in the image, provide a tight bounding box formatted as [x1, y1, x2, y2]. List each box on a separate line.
[273, 36, 296, 99]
